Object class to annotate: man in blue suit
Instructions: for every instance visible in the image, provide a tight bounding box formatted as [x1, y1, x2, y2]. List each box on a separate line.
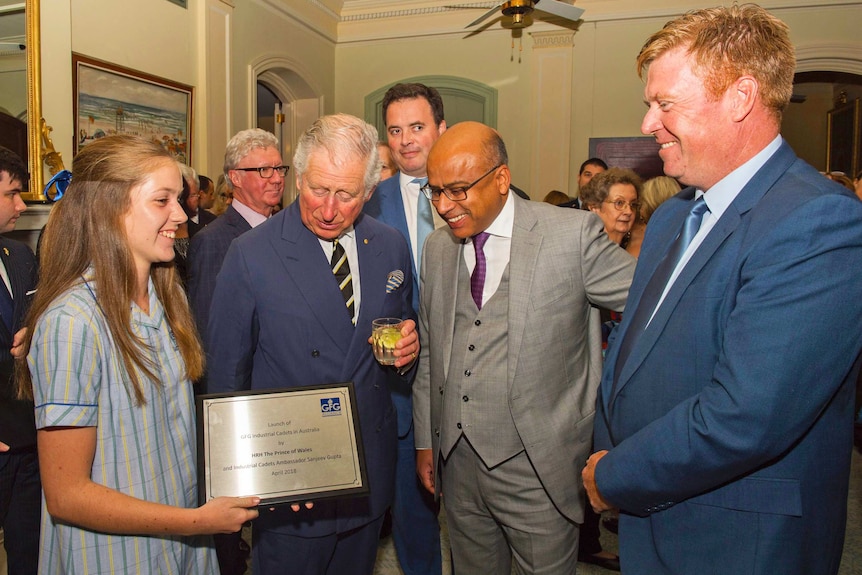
[363, 83, 445, 575]
[188, 128, 286, 575]
[583, 6, 862, 575]
[0, 146, 39, 575]
[207, 113, 420, 575]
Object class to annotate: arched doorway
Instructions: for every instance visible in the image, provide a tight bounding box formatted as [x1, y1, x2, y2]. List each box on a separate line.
[249, 57, 323, 205]
[783, 44, 862, 174]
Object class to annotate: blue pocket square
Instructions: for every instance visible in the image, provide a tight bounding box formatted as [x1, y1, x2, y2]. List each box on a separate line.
[386, 270, 405, 293]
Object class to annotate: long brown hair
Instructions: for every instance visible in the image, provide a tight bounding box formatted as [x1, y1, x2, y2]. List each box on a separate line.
[18, 135, 203, 403]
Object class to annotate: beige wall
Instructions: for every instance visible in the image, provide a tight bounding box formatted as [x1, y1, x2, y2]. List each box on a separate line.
[335, 1, 862, 198]
[40, 0, 197, 173]
[32, 0, 862, 200]
[230, 1, 336, 124]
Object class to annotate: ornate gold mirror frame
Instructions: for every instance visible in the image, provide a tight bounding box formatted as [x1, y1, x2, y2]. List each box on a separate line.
[23, 0, 63, 202]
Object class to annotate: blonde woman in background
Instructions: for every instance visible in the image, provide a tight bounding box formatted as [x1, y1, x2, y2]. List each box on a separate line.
[542, 189, 571, 205]
[209, 173, 234, 216]
[625, 175, 681, 258]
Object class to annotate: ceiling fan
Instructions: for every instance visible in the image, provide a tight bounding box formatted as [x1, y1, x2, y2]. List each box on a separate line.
[464, 0, 585, 29]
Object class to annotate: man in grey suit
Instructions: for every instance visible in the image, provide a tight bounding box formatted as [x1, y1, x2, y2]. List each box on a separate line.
[413, 121, 636, 574]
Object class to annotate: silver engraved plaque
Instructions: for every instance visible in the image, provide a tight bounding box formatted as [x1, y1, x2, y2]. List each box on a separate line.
[197, 382, 368, 506]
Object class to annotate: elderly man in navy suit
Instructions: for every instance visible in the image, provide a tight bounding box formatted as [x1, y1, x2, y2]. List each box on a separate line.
[187, 128, 286, 575]
[207, 114, 419, 575]
[0, 146, 39, 574]
[188, 128, 285, 350]
[583, 6, 862, 575]
[363, 82, 445, 575]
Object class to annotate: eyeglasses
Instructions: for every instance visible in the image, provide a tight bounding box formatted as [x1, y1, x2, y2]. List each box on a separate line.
[233, 165, 290, 178]
[604, 199, 640, 212]
[421, 163, 503, 203]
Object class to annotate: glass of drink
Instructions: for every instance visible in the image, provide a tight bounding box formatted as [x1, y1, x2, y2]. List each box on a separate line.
[372, 318, 404, 366]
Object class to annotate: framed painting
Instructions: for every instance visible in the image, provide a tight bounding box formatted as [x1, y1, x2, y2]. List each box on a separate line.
[827, 99, 860, 177]
[588, 136, 664, 180]
[73, 53, 193, 164]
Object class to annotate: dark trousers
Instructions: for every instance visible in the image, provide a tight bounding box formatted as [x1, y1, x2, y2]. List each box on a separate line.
[391, 423, 442, 575]
[578, 503, 603, 556]
[0, 449, 40, 575]
[252, 515, 385, 575]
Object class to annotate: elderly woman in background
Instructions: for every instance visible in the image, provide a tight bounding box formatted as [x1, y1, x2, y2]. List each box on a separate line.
[581, 167, 643, 248]
[576, 166, 643, 569]
[626, 175, 681, 258]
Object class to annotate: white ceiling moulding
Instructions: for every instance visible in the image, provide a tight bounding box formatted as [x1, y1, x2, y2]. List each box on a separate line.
[257, 0, 340, 43]
[795, 43, 862, 77]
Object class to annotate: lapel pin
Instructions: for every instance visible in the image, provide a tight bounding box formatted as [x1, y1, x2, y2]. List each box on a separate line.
[3, 248, 8, 256]
[364, 238, 369, 244]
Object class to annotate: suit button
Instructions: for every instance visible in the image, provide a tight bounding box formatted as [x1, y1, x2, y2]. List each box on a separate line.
[464, 370, 471, 376]
[439, 386, 444, 395]
[434, 429, 440, 436]
[311, 349, 320, 358]
[457, 423, 462, 429]
[468, 344, 475, 351]
[474, 319, 481, 326]
[462, 395, 468, 402]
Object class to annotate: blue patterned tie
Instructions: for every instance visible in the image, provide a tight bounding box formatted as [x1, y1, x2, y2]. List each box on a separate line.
[613, 197, 710, 381]
[412, 177, 434, 269]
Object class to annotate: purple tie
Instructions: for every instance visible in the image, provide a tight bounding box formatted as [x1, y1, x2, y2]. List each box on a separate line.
[471, 232, 490, 309]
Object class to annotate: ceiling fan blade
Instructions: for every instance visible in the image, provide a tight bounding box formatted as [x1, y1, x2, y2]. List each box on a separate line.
[466, 1, 507, 28]
[534, 0, 584, 22]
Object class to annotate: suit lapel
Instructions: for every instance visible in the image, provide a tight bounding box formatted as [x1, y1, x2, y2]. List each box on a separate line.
[613, 142, 798, 396]
[0, 241, 14, 341]
[507, 199, 540, 392]
[276, 204, 355, 354]
[437, 232, 463, 380]
[342, 214, 386, 379]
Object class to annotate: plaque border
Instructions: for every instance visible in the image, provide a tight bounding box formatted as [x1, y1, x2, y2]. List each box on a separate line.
[196, 381, 368, 507]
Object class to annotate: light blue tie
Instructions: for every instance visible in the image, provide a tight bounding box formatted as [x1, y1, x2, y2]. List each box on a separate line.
[613, 196, 710, 384]
[413, 177, 434, 269]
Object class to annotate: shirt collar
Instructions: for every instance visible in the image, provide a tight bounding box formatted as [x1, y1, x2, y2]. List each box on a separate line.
[700, 135, 782, 219]
[231, 198, 269, 228]
[478, 189, 515, 240]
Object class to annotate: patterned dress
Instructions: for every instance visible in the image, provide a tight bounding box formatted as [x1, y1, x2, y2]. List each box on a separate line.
[29, 276, 216, 574]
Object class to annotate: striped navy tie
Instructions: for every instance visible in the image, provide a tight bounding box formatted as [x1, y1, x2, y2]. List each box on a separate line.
[331, 239, 355, 325]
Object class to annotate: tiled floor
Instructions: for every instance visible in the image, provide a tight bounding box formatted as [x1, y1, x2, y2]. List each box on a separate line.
[3, 450, 861, 574]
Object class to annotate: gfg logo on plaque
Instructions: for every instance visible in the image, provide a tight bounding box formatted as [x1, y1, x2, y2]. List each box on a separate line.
[320, 397, 342, 416]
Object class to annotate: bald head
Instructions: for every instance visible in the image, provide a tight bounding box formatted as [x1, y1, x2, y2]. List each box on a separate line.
[426, 121, 511, 239]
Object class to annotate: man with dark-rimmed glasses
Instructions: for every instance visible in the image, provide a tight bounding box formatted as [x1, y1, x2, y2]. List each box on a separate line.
[187, 128, 287, 575]
[413, 121, 635, 574]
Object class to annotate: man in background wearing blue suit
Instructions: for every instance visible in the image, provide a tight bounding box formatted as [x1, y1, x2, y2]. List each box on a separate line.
[208, 114, 420, 575]
[584, 5, 862, 575]
[0, 146, 39, 575]
[363, 83, 445, 575]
